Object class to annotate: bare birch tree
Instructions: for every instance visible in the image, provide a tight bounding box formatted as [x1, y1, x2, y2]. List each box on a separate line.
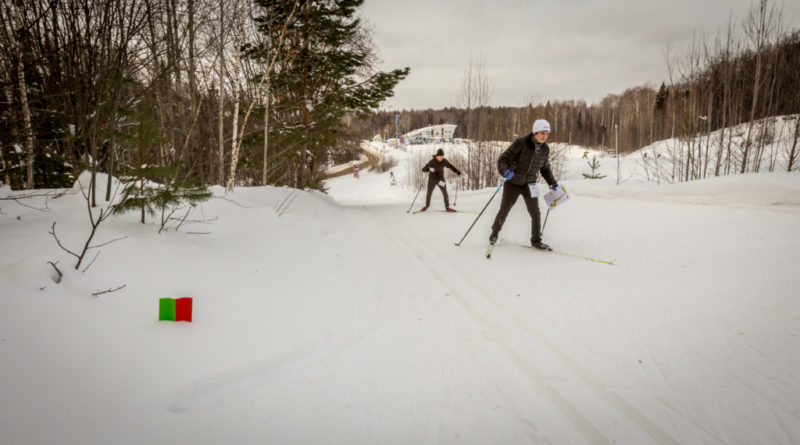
[10, 1, 35, 189]
[742, 0, 781, 173]
[217, 0, 226, 185]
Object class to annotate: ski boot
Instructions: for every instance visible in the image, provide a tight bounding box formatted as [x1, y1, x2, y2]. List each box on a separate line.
[531, 240, 552, 251]
[489, 230, 499, 245]
[445, 207, 456, 213]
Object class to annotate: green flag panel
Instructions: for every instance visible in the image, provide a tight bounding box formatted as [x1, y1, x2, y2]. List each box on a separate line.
[159, 298, 176, 321]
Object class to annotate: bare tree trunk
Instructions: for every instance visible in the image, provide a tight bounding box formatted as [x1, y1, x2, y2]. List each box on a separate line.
[457, 55, 493, 190]
[217, 0, 225, 185]
[0, 135, 7, 185]
[226, 0, 243, 192]
[0, 63, 12, 185]
[726, 110, 737, 175]
[742, 0, 779, 173]
[105, 100, 119, 202]
[186, 0, 197, 180]
[703, 89, 712, 179]
[716, 25, 733, 177]
[788, 116, 799, 172]
[188, 0, 196, 95]
[12, 1, 35, 189]
[458, 56, 473, 187]
[297, 0, 311, 188]
[268, 78, 269, 185]
[165, 0, 182, 172]
[760, 48, 780, 172]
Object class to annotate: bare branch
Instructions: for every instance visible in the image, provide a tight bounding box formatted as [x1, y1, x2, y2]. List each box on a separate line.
[88, 236, 127, 250]
[92, 284, 127, 298]
[173, 206, 193, 231]
[217, 195, 252, 208]
[49, 222, 80, 260]
[277, 189, 300, 217]
[159, 207, 181, 234]
[0, 190, 64, 200]
[7, 198, 50, 212]
[78, 180, 96, 227]
[47, 261, 62, 283]
[81, 250, 101, 273]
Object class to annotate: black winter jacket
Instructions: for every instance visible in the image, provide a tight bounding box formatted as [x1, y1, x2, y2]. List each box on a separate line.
[497, 133, 557, 187]
[422, 156, 460, 181]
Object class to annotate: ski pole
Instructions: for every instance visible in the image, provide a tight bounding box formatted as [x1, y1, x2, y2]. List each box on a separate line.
[407, 181, 424, 213]
[541, 208, 551, 235]
[454, 181, 505, 246]
[453, 180, 458, 207]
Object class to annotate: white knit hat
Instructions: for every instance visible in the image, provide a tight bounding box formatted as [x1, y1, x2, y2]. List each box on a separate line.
[532, 119, 551, 134]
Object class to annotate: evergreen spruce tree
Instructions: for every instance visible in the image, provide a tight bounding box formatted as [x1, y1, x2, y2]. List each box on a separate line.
[247, 0, 409, 189]
[655, 82, 668, 111]
[112, 99, 211, 229]
[582, 156, 607, 179]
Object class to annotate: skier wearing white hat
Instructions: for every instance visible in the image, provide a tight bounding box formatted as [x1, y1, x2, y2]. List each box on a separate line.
[489, 119, 558, 250]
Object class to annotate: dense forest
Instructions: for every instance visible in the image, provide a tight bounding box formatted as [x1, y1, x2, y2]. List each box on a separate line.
[0, 0, 408, 195]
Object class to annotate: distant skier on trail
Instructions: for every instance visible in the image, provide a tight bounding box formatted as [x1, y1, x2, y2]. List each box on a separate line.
[419, 148, 461, 212]
[489, 119, 558, 250]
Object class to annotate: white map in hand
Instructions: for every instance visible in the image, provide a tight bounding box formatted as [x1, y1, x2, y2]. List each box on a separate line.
[544, 184, 570, 208]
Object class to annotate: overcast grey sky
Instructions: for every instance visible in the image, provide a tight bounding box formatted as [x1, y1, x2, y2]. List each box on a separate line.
[359, 0, 800, 110]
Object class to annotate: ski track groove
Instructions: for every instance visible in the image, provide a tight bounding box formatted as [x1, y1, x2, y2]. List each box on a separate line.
[769, 406, 798, 445]
[367, 205, 695, 445]
[366, 208, 610, 441]
[361, 207, 557, 442]
[747, 302, 800, 322]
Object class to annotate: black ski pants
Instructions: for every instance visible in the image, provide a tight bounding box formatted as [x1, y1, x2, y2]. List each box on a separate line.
[425, 176, 449, 208]
[491, 182, 542, 243]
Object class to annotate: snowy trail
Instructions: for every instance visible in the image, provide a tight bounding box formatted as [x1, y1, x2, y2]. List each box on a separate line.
[166, 197, 692, 443]
[321, 161, 800, 443]
[362, 202, 693, 443]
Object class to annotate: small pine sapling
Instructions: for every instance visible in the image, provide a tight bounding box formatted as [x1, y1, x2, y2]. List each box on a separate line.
[582, 156, 607, 179]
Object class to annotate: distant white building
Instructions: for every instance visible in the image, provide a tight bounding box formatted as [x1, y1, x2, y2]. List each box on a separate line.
[402, 124, 457, 144]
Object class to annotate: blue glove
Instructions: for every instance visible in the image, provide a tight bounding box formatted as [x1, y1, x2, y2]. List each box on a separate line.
[550, 183, 559, 190]
[503, 170, 515, 180]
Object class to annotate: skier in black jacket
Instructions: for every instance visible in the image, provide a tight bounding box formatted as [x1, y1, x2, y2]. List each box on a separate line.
[419, 148, 461, 212]
[489, 119, 558, 250]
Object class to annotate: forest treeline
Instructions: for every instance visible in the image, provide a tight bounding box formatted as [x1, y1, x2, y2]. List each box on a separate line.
[0, 0, 408, 195]
[357, 2, 799, 177]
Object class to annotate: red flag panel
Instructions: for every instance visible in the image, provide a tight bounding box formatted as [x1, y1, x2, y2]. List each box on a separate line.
[175, 297, 193, 322]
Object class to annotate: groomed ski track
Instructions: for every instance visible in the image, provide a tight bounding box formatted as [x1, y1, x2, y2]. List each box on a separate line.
[360, 203, 683, 444]
[329, 178, 800, 444]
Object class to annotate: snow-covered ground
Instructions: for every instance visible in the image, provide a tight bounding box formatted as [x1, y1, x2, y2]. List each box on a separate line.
[2, 137, 800, 444]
